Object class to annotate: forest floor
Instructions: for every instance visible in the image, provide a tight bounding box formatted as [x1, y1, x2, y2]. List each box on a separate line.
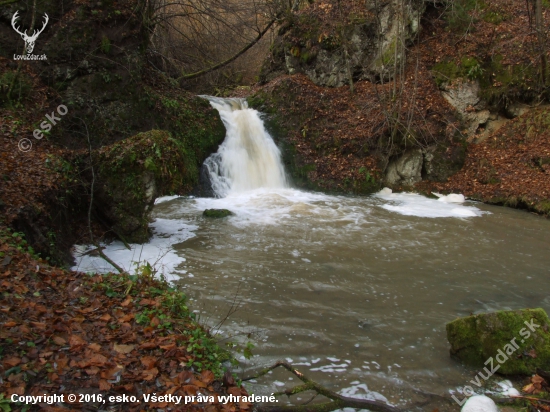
[418, 104, 550, 215]
[1, 81, 253, 410]
[0, 227, 252, 411]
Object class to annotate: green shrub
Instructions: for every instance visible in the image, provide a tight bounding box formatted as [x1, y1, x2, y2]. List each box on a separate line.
[444, 0, 485, 33]
[0, 71, 33, 107]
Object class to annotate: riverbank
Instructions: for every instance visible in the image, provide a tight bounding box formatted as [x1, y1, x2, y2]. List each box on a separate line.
[0, 225, 251, 411]
[417, 105, 550, 216]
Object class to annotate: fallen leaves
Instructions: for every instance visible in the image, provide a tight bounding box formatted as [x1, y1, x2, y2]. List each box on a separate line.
[113, 343, 135, 354]
[0, 229, 251, 412]
[523, 374, 550, 394]
[422, 107, 550, 213]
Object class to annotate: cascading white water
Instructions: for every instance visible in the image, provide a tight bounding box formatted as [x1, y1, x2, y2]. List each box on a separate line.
[201, 96, 287, 197]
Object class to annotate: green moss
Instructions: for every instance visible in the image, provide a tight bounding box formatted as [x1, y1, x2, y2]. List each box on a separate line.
[482, 10, 507, 24]
[444, 0, 487, 32]
[0, 70, 33, 108]
[247, 94, 267, 111]
[534, 199, 550, 215]
[447, 308, 550, 375]
[432, 61, 461, 87]
[203, 209, 234, 218]
[432, 54, 538, 108]
[374, 37, 398, 69]
[432, 57, 482, 86]
[97, 107, 224, 243]
[479, 55, 539, 104]
[100, 35, 111, 54]
[300, 48, 317, 64]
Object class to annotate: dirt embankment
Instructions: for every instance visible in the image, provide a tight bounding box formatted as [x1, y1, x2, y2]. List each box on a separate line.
[1, 0, 226, 261]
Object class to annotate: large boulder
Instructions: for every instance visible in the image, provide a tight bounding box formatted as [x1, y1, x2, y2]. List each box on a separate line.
[422, 143, 466, 182]
[441, 79, 490, 138]
[446, 308, 550, 375]
[384, 148, 423, 187]
[95, 127, 225, 243]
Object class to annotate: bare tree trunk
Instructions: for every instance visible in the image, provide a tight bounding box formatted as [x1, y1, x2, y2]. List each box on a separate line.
[535, 0, 547, 85]
[337, 0, 354, 93]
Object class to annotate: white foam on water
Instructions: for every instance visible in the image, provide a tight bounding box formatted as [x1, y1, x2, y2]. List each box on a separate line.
[375, 190, 486, 218]
[174, 188, 486, 233]
[338, 383, 390, 403]
[71, 219, 196, 281]
[493, 380, 520, 397]
[154, 195, 181, 204]
[310, 362, 349, 373]
[181, 188, 370, 229]
[71, 97, 488, 284]
[433, 192, 466, 203]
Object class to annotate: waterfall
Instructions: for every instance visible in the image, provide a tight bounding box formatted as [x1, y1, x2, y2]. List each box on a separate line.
[201, 96, 288, 197]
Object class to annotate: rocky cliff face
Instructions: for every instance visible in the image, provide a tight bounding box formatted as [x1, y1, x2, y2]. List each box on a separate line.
[261, 0, 425, 87]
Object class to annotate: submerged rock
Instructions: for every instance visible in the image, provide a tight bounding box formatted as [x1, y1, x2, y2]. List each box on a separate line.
[203, 209, 234, 218]
[446, 308, 550, 375]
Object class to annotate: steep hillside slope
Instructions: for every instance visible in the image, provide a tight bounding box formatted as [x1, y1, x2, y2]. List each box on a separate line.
[250, 0, 550, 215]
[1, 0, 225, 258]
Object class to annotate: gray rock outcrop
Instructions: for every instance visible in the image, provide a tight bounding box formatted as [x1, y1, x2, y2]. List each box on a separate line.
[441, 79, 490, 137]
[261, 0, 426, 87]
[384, 148, 423, 187]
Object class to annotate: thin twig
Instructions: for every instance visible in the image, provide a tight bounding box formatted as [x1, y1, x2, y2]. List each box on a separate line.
[79, 116, 125, 275]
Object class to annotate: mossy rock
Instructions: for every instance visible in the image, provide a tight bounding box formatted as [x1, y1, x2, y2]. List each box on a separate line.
[446, 308, 550, 375]
[96, 127, 225, 243]
[432, 54, 540, 110]
[203, 209, 234, 218]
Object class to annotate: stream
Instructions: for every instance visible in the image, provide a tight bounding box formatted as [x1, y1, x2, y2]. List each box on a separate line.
[73, 97, 550, 410]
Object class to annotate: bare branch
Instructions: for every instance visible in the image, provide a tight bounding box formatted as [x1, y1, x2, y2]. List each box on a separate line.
[244, 361, 402, 412]
[177, 17, 276, 80]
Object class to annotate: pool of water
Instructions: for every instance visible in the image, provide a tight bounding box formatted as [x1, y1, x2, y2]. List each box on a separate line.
[111, 188, 549, 409]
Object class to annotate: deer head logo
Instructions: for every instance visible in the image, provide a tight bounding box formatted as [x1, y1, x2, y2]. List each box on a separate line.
[11, 11, 49, 54]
